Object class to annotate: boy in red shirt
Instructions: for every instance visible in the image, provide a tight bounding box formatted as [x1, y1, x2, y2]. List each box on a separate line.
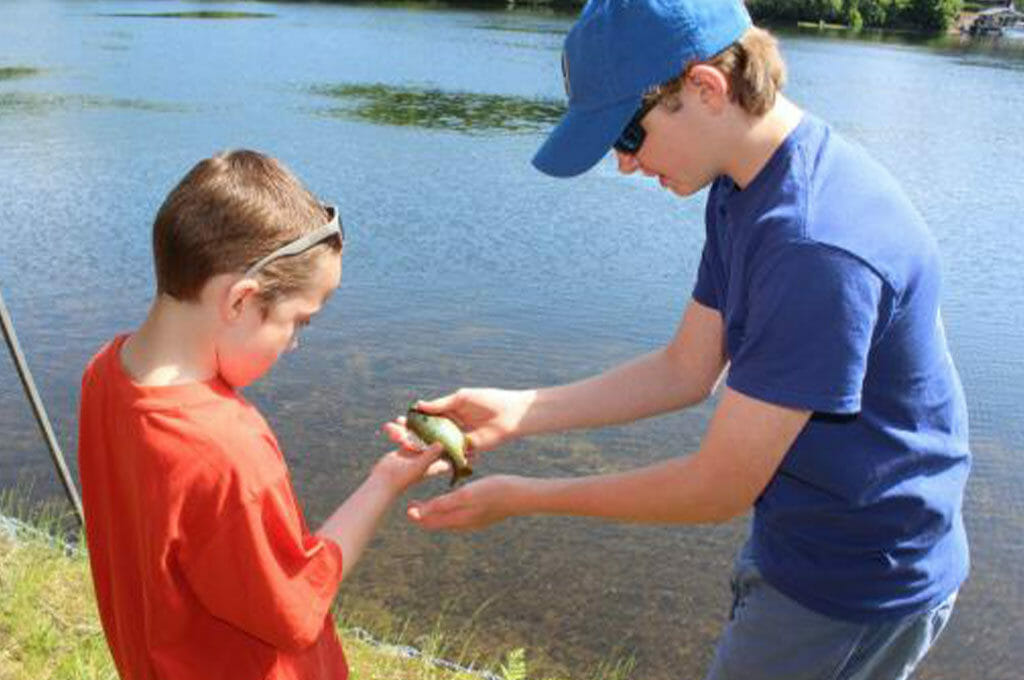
[77, 150, 444, 680]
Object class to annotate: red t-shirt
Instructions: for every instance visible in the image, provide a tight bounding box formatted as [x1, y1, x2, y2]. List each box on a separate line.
[77, 335, 347, 680]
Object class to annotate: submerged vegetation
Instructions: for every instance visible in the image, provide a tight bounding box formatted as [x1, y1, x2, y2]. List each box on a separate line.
[0, 66, 42, 81]
[309, 83, 565, 133]
[0, 93, 185, 116]
[98, 11, 275, 20]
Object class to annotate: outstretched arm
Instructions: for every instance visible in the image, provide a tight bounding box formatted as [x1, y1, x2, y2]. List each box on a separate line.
[407, 387, 810, 529]
[317, 444, 445, 579]
[518, 299, 728, 437]
[399, 300, 729, 454]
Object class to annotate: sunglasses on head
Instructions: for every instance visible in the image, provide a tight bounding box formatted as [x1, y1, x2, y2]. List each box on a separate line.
[244, 205, 344, 278]
[613, 98, 658, 155]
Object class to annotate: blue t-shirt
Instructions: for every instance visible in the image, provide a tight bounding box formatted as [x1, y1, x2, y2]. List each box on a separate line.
[693, 114, 970, 623]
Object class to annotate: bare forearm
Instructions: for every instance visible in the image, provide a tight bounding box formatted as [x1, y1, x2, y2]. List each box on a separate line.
[505, 455, 743, 525]
[520, 347, 720, 437]
[315, 475, 397, 580]
[407, 388, 807, 533]
[510, 389, 807, 524]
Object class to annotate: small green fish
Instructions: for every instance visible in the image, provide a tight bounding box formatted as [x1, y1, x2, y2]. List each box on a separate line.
[405, 406, 473, 486]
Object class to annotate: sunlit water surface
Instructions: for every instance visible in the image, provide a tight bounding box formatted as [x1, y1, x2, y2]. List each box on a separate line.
[1, 2, 1021, 678]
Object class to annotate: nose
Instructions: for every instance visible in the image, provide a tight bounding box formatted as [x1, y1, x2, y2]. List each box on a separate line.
[615, 150, 640, 175]
[615, 150, 657, 178]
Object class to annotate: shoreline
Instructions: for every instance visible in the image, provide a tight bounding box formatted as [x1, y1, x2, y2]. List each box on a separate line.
[0, 512, 496, 680]
[0, 509, 632, 680]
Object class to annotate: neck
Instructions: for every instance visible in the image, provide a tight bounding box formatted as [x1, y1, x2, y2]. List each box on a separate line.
[121, 295, 218, 386]
[723, 94, 803, 190]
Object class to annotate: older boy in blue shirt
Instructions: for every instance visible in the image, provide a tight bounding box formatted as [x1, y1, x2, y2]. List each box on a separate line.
[387, 1, 971, 678]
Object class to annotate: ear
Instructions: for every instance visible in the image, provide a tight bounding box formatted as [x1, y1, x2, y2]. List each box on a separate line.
[687, 64, 730, 112]
[222, 276, 262, 323]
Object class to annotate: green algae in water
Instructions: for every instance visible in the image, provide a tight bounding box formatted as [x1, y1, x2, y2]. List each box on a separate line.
[99, 11, 275, 19]
[310, 83, 565, 133]
[0, 92, 186, 115]
[474, 22, 567, 36]
[0, 67, 42, 81]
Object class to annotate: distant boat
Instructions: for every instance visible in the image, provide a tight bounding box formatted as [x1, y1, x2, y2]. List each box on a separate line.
[968, 3, 1024, 37]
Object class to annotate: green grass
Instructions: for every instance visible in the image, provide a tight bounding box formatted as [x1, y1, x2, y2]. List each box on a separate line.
[0, 492, 110, 680]
[0, 509, 485, 679]
[0, 493, 634, 680]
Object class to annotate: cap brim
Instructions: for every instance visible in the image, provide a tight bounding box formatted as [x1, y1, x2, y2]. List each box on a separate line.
[532, 96, 642, 178]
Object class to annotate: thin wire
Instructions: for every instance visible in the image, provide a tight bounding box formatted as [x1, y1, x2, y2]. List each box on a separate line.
[0, 288, 84, 526]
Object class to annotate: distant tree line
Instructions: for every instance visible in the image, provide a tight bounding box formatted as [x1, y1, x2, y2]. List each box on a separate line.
[504, 0, 965, 33]
[322, 0, 966, 34]
[746, 0, 964, 32]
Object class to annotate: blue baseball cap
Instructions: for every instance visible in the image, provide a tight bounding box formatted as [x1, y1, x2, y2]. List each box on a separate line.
[532, 0, 752, 178]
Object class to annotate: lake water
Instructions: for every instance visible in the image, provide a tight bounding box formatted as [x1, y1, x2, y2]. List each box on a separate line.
[1, 2, 1022, 678]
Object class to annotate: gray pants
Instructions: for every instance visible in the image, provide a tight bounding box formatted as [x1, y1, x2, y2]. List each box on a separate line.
[706, 546, 957, 680]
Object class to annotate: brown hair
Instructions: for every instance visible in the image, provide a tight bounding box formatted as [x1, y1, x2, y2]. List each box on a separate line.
[646, 26, 787, 116]
[152, 150, 342, 305]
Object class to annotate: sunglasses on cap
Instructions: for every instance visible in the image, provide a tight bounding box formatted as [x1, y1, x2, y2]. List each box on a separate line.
[613, 98, 658, 155]
[244, 205, 343, 278]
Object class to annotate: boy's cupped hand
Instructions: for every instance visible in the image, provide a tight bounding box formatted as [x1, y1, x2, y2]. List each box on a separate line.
[406, 474, 524, 531]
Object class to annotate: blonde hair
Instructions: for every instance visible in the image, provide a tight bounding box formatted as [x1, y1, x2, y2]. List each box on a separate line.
[152, 150, 342, 306]
[646, 27, 787, 116]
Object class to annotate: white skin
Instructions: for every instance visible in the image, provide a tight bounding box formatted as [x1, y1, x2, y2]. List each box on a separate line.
[121, 249, 445, 578]
[383, 64, 811, 531]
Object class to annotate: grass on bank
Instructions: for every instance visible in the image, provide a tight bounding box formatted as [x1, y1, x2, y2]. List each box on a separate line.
[0, 492, 634, 680]
[0, 508, 486, 680]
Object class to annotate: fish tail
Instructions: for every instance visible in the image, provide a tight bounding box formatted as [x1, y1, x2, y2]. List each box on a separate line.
[449, 466, 474, 487]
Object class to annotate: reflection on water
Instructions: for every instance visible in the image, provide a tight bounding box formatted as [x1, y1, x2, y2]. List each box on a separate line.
[0, 3, 1022, 679]
[310, 83, 565, 133]
[98, 11, 276, 20]
[784, 23, 1024, 58]
[474, 22, 568, 35]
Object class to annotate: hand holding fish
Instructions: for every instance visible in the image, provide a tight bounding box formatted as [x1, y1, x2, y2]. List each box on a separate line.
[384, 388, 533, 455]
[371, 443, 451, 494]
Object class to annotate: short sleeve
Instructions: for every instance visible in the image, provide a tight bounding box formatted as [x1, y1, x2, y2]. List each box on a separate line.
[726, 243, 885, 414]
[692, 237, 722, 310]
[693, 191, 726, 310]
[180, 475, 343, 652]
